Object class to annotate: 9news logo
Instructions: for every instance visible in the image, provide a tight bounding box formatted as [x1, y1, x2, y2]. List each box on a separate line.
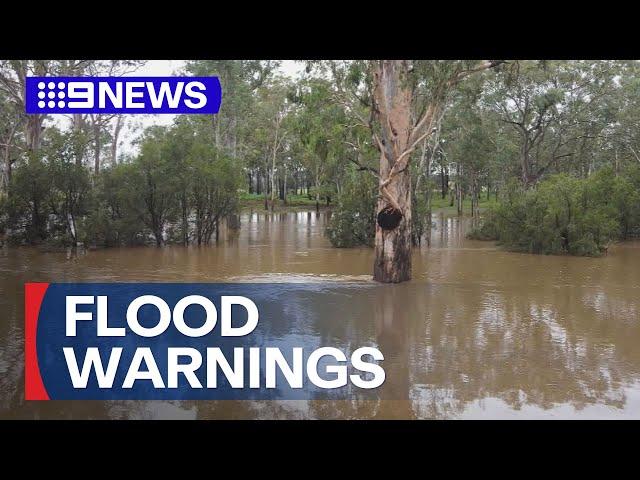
[25, 76, 222, 114]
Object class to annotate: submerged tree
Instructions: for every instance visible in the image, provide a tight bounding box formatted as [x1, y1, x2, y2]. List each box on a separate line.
[319, 60, 504, 282]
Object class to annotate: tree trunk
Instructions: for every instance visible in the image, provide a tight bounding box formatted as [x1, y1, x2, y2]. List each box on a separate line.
[263, 170, 269, 210]
[1, 152, 10, 192]
[278, 176, 284, 201]
[1, 123, 17, 192]
[282, 166, 287, 205]
[470, 172, 479, 219]
[270, 120, 280, 211]
[425, 144, 433, 247]
[214, 115, 221, 152]
[111, 116, 123, 166]
[26, 114, 43, 154]
[374, 173, 412, 282]
[93, 120, 101, 175]
[521, 136, 533, 187]
[72, 114, 86, 166]
[456, 163, 463, 216]
[181, 194, 188, 246]
[154, 227, 163, 247]
[372, 60, 413, 283]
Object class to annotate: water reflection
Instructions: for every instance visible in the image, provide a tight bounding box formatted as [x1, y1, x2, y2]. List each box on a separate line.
[1, 210, 640, 419]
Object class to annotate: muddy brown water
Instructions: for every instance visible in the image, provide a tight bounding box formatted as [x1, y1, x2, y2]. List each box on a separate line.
[2, 210, 640, 419]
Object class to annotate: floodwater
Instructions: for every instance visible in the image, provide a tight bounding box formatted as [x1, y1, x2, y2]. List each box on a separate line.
[2, 210, 640, 419]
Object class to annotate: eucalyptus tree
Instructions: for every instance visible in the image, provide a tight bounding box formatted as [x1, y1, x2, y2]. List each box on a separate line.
[248, 77, 292, 210]
[599, 61, 640, 172]
[184, 60, 279, 158]
[292, 78, 349, 211]
[314, 60, 503, 282]
[85, 61, 145, 173]
[483, 60, 618, 186]
[444, 78, 497, 217]
[129, 126, 180, 246]
[187, 133, 241, 245]
[0, 90, 22, 192]
[0, 60, 95, 155]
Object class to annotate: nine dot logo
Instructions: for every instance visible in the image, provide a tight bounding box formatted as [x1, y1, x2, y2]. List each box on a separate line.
[37, 81, 67, 109]
[25, 76, 222, 114]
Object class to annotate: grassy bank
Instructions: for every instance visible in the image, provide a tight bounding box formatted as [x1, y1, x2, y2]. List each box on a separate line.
[239, 193, 329, 212]
[240, 192, 498, 215]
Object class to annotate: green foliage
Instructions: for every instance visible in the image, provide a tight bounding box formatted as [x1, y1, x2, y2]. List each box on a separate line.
[470, 168, 640, 256]
[4, 60, 640, 258]
[326, 169, 377, 247]
[291, 78, 349, 202]
[83, 163, 147, 246]
[2, 129, 92, 245]
[4, 158, 52, 244]
[190, 148, 241, 245]
[1, 120, 242, 247]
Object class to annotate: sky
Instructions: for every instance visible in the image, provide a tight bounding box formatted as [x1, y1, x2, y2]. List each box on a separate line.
[114, 60, 306, 156]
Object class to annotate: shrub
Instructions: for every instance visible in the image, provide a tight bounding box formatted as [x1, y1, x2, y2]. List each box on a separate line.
[469, 169, 637, 256]
[326, 170, 377, 247]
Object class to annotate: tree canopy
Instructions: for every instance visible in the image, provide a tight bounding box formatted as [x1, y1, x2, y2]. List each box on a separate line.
[2, 60, 640, 263]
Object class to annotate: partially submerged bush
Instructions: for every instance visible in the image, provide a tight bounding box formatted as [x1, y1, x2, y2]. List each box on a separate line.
[469, 167, 640, 256]
[326, 171, 377, 247]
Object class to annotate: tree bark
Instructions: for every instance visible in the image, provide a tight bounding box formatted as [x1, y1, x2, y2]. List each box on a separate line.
[72, 114, 86, 166]
[470, 172, 479, 218]
[362, 60, 501, 282]
[111, 116, 123, 166]
[269, 116, 283, 211]
[372, 61, 414, 283]
[1, 122, 17, 192]
[282, 166, 287, 204]
[93, 118, 101, 175]
[26, 114, 43, 154]
[440, 166, 449, 199]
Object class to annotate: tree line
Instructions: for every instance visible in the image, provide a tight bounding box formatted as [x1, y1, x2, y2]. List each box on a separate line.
[2, 60, 640, 281]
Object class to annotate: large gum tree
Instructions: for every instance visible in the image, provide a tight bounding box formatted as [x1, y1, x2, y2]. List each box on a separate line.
[327, 60, 504, 282]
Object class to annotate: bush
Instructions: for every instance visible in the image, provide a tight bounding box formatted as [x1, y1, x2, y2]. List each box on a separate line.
[81, 165, 147, 246]
[469, 168, 639, 256]
[326, 170, 377, 247]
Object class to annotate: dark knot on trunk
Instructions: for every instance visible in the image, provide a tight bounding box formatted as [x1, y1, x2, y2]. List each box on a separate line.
[377, 205, 403, 230]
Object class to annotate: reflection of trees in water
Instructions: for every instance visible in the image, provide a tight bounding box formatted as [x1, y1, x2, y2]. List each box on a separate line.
[406, 280, 639, 418]
[0, 311, 22, 415]
[309, 277, 640, 419]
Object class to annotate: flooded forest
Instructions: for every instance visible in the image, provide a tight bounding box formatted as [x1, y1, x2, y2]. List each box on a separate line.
[2, 60, 640, 418]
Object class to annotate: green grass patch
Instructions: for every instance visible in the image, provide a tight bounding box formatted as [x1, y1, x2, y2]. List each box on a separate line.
[239, 192, 325, 211]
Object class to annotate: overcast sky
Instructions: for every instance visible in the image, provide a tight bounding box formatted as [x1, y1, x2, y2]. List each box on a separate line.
[112, 60, 305, 156]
